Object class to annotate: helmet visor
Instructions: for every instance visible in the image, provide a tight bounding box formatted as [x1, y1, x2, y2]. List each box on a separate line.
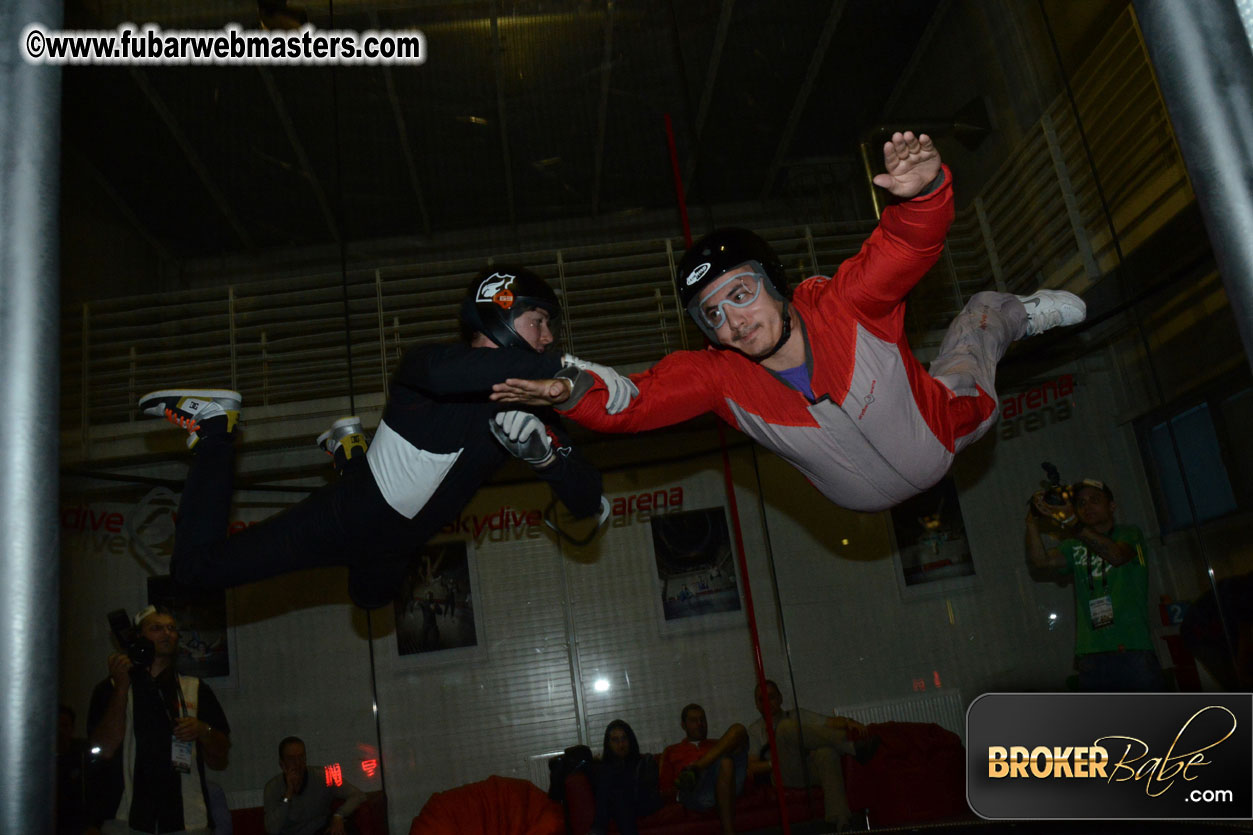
[689, 263, 765, 331]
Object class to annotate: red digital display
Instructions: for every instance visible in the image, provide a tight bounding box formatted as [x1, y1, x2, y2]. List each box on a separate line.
[361, 759, 378, 778]
[324, 763, 343, 787]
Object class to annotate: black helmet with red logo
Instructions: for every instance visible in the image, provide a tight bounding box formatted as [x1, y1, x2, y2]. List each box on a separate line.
[459, 266, 560, 351]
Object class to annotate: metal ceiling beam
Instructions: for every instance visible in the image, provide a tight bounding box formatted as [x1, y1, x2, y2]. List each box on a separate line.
[758, 0, 848, 200]
[258, 67, 341, 243]
[128, 68, 253, 249]
[371, 10, 432, 236]
[490, 0, 517, 231]
[591, 0, 616, 217]
[379, 67, 433, 236]
[881, 0, 951, 117]
[65, 143, 176, 265]
[681, 0, 735, 190]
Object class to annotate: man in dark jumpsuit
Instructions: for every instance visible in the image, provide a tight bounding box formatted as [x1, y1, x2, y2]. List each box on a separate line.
[138, 267, 611, 608]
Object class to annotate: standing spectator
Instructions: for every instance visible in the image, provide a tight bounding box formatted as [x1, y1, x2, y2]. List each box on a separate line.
[88, 606, 231, 834]
[1025, 478, 1162, 691]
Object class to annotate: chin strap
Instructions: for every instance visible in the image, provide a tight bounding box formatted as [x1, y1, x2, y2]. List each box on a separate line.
[754, 303, 793, 361]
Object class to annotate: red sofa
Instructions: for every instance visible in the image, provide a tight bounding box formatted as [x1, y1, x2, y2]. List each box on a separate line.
[843, 721, 970, 827]
[231, 790, 389, 835]
[409, 775, 565, 835]
[566, 770, 826, 835]
[565, 722, 971, 833]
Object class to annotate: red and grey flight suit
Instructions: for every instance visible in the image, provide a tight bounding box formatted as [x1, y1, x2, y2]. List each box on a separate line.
[558, 166, 1027, 512]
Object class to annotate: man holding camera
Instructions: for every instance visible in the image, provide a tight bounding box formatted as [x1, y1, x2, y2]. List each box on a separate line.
[88, 607, 231, 834]
[1025, 478, 1162, 691]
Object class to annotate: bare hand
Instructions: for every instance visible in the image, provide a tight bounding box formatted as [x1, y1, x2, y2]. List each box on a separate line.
[491, 378, 569, 406]
[172, 716, 207, 742]
[872, 131, 942, 198]
[107, 653, 133, 692]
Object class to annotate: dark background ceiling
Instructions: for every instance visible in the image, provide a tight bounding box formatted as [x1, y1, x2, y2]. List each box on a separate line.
[61, 0, 943, 266]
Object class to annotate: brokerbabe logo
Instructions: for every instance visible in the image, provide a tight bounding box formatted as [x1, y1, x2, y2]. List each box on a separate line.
[967, 693, 1252, 820]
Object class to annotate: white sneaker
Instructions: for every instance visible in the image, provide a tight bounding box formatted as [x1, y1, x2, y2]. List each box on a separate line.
[1017, 290, 1086, 337]
[316, 416, 368, 461]
[138, 389, 242, 449]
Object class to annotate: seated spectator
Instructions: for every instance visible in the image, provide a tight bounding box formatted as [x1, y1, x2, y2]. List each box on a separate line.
[588, 720, 662, 835]
[264, 737, 365, 835]
[747, 680, 878, 833]
[658, 704, 748, 835]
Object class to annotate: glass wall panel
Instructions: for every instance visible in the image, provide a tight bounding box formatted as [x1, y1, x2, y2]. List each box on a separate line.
[55, 1, 1251, 832]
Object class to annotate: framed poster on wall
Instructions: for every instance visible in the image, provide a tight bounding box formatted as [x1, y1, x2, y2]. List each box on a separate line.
[650, 506, 743, 632]
[146, 575, 235, 685]
[890, 476, 978, 601]
[393, 540, 484, 661]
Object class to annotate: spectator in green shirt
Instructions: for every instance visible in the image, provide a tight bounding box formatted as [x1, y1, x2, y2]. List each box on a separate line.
[1025, 478, 1162, 691]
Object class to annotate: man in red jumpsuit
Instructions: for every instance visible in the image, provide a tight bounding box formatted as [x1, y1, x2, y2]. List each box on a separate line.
[492, 132, 1086, 511]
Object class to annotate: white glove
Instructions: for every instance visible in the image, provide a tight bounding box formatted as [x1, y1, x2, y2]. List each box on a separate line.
[489, 411, 555, 468]
[562, 353, 638, 415]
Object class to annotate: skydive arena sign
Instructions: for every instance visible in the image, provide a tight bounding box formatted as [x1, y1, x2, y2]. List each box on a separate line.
[967, 693, 1252, 820]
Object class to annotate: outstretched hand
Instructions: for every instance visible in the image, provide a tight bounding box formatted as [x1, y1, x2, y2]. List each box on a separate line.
[872, 131, 941, 199]
[491, 378, 570, 406]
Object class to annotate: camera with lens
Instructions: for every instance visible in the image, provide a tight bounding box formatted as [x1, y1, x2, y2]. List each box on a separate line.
[107, 609, 155, 670]
[1028, 462, 1077, 529]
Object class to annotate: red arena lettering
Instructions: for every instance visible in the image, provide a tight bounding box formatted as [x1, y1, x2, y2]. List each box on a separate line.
[611, 487, 684, 517]
[1001, 374, 1076, 419]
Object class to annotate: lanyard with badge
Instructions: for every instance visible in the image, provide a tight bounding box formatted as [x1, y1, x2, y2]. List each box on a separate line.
[161, 677, 196, 774]
[1081, 541, 1114, 630]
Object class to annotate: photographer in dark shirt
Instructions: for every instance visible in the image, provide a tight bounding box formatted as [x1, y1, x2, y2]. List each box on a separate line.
[88, 607, 230, 834]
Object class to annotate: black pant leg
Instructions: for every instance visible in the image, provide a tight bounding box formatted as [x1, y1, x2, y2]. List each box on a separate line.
[172, 436, 364, 589]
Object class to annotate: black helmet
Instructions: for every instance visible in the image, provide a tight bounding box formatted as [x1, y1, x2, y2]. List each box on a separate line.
[675, 228, 790, 311]
[459, 266, 560, 351]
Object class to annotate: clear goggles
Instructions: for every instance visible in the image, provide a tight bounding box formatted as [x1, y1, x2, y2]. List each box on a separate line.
[689, 263, 765, 330]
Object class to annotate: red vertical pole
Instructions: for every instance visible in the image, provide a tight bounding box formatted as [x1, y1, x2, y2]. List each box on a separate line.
[663, 113, 693, 247]
[662, 113, 792, 835]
